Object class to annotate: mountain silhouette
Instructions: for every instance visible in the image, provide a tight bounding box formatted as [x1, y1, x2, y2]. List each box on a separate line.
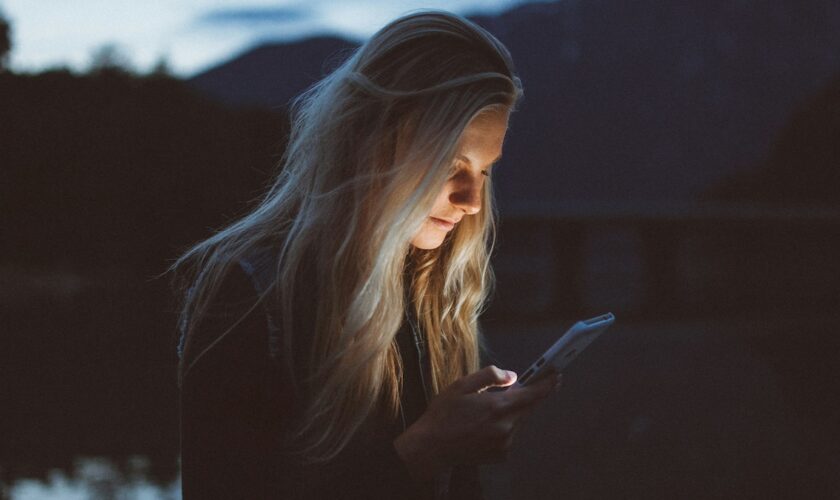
[189, 0, 840, 209]
[189, 37, 357, 111]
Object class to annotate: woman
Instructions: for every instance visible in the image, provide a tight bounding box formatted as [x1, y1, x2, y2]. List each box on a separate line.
[169, 9, 560, 499]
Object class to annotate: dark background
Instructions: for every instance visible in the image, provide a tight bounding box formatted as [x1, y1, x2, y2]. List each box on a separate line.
[1, 1, 839, 498]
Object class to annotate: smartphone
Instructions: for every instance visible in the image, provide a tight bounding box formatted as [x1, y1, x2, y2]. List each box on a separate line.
[517, 312, 615, 386]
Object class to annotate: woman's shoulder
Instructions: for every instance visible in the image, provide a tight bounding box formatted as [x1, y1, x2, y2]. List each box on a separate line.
[197, 243, 283, 321]
[177, 244, 282, 371]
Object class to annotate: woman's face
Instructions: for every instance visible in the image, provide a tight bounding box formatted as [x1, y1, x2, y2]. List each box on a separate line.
[410, 106, 510, 250]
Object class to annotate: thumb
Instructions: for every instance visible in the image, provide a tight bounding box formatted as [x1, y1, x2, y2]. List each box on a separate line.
[454, 365, 517, 394]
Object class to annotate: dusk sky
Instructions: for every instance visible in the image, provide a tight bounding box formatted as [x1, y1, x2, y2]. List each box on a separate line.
[1, 0, 546, 77]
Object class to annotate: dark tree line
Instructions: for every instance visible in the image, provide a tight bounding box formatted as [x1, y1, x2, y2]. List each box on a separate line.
[0, 14, 288, 277]
[0, 12, 10, 69]
[0, 68, 288, 275]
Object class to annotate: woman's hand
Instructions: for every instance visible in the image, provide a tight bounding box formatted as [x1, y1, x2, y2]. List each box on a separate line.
[393, 365, 561, 481]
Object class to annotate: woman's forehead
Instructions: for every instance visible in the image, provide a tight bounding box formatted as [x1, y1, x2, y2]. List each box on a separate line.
[456, 108, 509, 163]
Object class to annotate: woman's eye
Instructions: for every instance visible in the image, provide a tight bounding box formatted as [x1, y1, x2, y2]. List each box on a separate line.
[447, 160, 494, 179]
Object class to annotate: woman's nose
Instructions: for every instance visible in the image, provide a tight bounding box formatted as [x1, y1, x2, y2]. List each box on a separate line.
[449, 174, 482, 215]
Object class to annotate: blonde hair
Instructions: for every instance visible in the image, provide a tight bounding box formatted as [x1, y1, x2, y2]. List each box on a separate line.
[165, 9, 523, 462]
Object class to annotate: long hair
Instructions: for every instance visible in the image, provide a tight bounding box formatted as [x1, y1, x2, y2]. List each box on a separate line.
[166, 9, 523, 462]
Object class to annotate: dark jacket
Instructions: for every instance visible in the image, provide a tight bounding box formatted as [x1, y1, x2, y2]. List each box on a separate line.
[177, 245, 483, 499]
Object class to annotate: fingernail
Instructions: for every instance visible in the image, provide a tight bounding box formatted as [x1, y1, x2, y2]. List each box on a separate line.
[506, 370, 517, 381]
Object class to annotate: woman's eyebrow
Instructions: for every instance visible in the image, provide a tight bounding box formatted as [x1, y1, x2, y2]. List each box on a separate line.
[456, 152, 503, 166]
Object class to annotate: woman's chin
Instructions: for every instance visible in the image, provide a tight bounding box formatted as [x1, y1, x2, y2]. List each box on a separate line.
[410, 230, 446, 250]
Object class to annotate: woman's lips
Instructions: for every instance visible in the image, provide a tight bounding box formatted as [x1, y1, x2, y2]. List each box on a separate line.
[430, 217, 455, 230]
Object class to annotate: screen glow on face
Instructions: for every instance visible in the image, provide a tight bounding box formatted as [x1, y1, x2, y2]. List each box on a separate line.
[410, 107, 509, 250]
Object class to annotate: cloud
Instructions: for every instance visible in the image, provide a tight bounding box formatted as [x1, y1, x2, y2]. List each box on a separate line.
[197, 6, 310, 26]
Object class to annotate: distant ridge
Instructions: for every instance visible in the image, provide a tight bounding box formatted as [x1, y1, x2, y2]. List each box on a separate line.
[189, 36, 358, 110]
[189, 1, 840, 208]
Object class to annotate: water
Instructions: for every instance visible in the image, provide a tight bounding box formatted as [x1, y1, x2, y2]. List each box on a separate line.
[5, 457, 179, 500]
